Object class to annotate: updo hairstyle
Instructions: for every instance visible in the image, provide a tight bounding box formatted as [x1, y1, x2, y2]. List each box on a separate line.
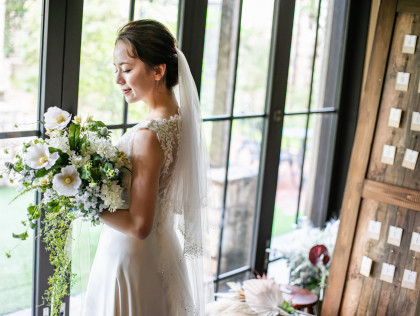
[116, 19, 178, 91]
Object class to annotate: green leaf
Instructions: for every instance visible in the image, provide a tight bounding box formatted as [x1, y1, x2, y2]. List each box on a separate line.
[88, 120, 106, 131]
[74, 124, 81, 150]
[80, 167, 90, 180]
[92, 154, 101, 161]
[79, 135, 88, 153]
[5, 252, 11, 258]
[48, 147, 62, 154]
[12, 231, 29, 240]
[35, 168, 48, 178]
[27, 205, 36, 216]
[68, 124, 80, 151]
[29, 221, 38, 229]
[104, 162, 113, 170]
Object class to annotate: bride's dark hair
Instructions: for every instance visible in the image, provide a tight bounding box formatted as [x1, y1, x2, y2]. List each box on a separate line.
[116, 19, 178, 90]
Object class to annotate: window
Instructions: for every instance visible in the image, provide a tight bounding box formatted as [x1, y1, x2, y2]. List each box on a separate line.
[201, 0, 275, 290]
[0, 0, 351, 313]
[0, 0, 43, 314]
[268, 0, 340, 280]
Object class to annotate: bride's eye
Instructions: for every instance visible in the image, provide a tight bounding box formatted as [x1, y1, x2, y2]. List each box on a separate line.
[123, 69, 131, 73]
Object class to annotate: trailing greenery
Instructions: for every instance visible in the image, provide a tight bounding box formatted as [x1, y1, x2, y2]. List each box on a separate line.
[41, 206, 75, 316]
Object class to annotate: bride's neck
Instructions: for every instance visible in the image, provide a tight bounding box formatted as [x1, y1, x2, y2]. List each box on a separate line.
[145, 90, 179, 118]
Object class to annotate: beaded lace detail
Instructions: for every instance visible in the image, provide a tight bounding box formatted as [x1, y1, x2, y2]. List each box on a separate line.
[116, 114, 181, 218]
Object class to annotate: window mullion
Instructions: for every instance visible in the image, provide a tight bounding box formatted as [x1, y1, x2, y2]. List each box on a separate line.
[252, 0, 296, 276]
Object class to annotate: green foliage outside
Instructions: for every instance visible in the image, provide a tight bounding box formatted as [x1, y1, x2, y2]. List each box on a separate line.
[271, 205, 297, 236]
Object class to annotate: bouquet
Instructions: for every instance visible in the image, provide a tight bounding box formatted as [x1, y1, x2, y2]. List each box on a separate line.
[2, 106, 129, 315]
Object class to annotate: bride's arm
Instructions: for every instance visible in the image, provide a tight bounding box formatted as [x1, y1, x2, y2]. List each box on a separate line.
[99, 129, 163, 239]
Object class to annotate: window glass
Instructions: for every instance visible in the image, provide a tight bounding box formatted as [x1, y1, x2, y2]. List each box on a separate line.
[77, 0, 130, 125]
[285, 0, 333, 113]
[200, 0, 237, 117]
[272, 115, 307, 236]
[203, 120, 230, 277]
[0, 138, 36, 315]
[127, 0, 180, 124]
[233, 0, 275, 115]
[219, 118, 263, 274]
[299, 113, 336, 221]
[0, 0, 41, 133]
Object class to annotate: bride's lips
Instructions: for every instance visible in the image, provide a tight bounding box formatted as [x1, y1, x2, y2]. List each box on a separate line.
[122, 89, 131, 94]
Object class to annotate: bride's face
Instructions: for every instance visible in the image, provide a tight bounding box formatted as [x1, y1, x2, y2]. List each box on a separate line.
[113, 40, 156, 104]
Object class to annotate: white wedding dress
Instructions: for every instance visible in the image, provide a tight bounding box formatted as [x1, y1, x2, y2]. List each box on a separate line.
[83, 114, 197, 315]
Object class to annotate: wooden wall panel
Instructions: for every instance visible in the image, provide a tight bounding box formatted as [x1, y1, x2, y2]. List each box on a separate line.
[323, 0, 420, 314]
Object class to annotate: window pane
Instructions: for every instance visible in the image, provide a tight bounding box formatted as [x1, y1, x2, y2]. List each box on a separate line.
[219, 118, 263, 274]
[200, 0, 239, 117]
[128, 0, 180, 124]
[233, 0, 274, 115]
[0, 138, 35, 315]
[271, 115, 307, 237]
[217, 271, 251, 292]
[134, 0, 179, 36]
[204, 120, 230, 277]
[77, 0, 130, 125]
[0, 1, 42, 133]
[284, 0, 319, 112]
[299, 113, 336, 224]
[310, 0, 336, 111]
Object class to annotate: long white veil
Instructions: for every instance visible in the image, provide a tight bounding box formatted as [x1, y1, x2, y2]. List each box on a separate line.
[171, 47, 214, 314]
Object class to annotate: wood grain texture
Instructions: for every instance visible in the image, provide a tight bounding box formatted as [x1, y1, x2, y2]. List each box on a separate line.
[322, 0, 398, 314]
[362, 180, 420, 211]
[327, 3, 420, 314]
[397, 0, 420, 14]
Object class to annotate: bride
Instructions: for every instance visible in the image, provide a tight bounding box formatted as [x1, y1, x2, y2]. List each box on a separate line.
[83, 19, 213, 315]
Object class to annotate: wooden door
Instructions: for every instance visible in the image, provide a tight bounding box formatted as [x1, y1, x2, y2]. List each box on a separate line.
[323, 0, 420, 315]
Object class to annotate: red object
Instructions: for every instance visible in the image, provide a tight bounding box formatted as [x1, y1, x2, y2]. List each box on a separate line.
[309, 245, 330, 266]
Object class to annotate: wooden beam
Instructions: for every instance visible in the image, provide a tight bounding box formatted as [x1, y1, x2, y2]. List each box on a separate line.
[397, 0, 420, 14]
[322, 0, 398, 314]
[362, 179, 420, 211]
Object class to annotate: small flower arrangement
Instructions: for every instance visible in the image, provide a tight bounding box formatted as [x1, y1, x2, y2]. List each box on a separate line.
[272, 219, 339, 300]
[2, 107, 129, 316]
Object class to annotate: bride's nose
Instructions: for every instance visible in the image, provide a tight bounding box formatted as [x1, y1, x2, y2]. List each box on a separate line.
[115, 71, 125, 85]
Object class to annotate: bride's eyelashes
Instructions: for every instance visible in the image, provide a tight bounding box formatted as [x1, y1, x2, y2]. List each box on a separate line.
[113, 68, 132, 74]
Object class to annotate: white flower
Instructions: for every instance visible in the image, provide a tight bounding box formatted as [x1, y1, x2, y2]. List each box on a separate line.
[47, 130, 71, 153]
[100, 181, 124, 211]
[53, 165, 81, 196]
[243, 279, 284, 316]
[25, 143, 59, 170]
[44, 106, 71, 130]
[69, 153, 91, 168]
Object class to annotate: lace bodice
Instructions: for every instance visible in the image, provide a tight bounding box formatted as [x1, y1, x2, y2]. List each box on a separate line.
[116, 114, 181, 214]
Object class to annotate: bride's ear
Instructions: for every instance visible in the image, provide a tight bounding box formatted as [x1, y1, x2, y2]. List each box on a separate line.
[153, 64, 166, 81]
